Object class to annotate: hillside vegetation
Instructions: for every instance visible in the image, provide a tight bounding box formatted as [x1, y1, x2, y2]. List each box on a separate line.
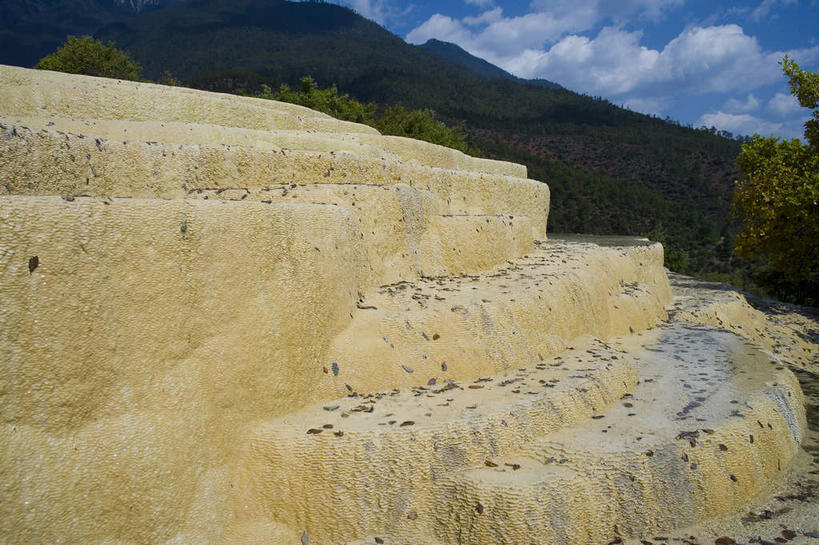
[0, 0, 176, 68]
[259, 77, 469, 152]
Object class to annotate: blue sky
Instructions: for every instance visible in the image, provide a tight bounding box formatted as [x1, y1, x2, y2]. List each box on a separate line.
[338, 0, 818, 139]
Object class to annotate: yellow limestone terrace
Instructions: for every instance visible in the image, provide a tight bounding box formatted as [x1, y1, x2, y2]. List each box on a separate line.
[0, 64, 524, 178]
[0, 66, 807, 545]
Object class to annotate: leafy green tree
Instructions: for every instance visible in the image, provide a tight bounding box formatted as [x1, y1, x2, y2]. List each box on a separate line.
[732, 57, 819, 303]
[645, 222, 689, 273]
[375, 105, 468, 152]
[261, 77, 376, 125]
[256, 77, 469, 152]
[782, 56, 819, 149]
[35, 35, 142, 81]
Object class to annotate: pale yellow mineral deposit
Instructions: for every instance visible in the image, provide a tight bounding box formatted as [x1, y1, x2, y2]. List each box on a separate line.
[0, 65, 815, 545]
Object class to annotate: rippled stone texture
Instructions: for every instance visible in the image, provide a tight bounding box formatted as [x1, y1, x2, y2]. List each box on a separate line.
[0, 65, 813, 545]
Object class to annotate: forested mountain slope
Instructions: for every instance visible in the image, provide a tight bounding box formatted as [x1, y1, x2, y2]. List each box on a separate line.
[0, 0, 177, 67]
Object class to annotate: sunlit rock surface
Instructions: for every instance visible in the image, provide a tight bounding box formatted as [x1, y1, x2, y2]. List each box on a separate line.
[0, 65, 815, 545]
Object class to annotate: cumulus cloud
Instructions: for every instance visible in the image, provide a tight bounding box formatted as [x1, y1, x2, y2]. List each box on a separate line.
[750, 0, 798, 22]
[516, 24, 794, 97]
[522, 26, 660, 91]
[463, 7, 504, 26]
[342, 0, 405, 25]
[697, 110, 808, 139]
[697, 111, 784, 136]
[528, 0, 683, 22]
[700, 91, 811, 139]
[407, 10, 596, 56]
[622, 96, 673, 116]
[766, 92, 804, 117]
[724, 94, 761, 113]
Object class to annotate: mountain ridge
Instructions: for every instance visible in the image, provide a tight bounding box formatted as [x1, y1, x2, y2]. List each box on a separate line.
[419, 38, 562, 90]
[0, 0, 180, 68]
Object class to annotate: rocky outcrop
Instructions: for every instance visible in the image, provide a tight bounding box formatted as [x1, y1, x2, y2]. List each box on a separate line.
[0, 65, 814, 545]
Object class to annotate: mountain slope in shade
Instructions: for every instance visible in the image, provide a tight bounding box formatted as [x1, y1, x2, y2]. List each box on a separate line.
[0, 0, 179, 68]
[420, 38, 562, 90]
[420, 38, 518, 81]
[113, 0, 172, 12]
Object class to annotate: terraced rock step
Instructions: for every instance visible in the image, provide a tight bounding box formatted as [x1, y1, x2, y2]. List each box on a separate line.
[0, 64, 378, 135]
[325, 238, 670, 395]
[441, 323, 806, 545]
[236, 339, 637, 543]
[0, 121, 549, 237]
[1, 114, 525, 178]
[668, 272, 817, 370]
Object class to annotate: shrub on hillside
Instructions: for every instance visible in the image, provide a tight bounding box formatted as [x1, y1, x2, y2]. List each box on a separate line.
[257, 77, 469, 152]
[375, 105, 468, 153]
[35, 35, 142, 81]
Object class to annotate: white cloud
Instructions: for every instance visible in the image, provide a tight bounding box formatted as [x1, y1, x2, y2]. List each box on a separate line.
[622, 96, 673, 116]
[342, 0, 400, 24]
[656, 25, 784, 94]
[527, 0, 683, 22]
[696, 111, 807, 139]
[465, 0, 494, 7]
[407, 14, 469, 45]
[524, 26, 661, 92]
[407, 5, 601, 55]
[463, 7, 503, 26]
[512, 25, 794, 98]
[697, 111, 779, 135]
[724, 94, 761, 113]
[766, 92, 804, 117]
[750, 0, 798, 22]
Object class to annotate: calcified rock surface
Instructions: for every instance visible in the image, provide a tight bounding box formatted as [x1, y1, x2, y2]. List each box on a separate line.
[0, 65, 815, 545]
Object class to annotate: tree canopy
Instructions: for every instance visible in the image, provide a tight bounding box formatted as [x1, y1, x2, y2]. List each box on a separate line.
[35, 35, 142, 81]
[260, 77, 376, 126]
[258, 77, 468, 152]
[732, 57, 819, 303]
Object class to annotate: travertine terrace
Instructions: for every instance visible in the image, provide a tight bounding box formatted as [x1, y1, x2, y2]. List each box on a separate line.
[0, 65, 813, 544]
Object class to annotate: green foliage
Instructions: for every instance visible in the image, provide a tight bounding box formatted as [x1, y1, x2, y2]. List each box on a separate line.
[158, 70, 181, 86]
[645, 222, 689, 273]
[732, 58, 819, 304]
[374, 105, 468, 152]
[256, 77, 468, 152]
[35, 35, 142, 81]
[473, 134, 726, 273]
[261, 77, 376, 125]
[782, 55, 819, 149]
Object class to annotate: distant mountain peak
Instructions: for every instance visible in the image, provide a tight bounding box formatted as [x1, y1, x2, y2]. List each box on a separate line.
[419, 38, 561, 90]
[420, 38, 517, 81]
